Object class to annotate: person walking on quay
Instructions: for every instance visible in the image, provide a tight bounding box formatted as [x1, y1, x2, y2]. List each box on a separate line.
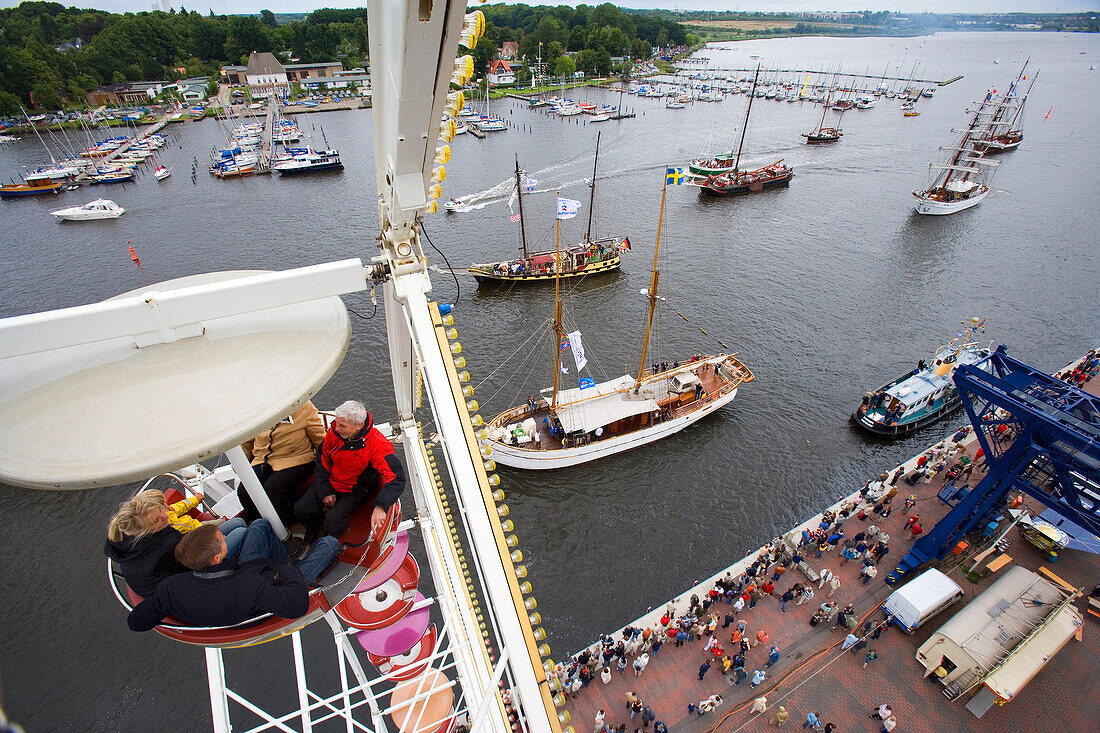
[864, 649, 879, 668]
[698, 659, 711, 680]
[600, 666, 612, 685]
[766, 645, 781, 668]
[751, 669, 766, 688]
[802, 711, 821, 729]
[651, 636, 663, 657]
[593, 709, 605, 733]
[870, 703, 892, 720]
[828, 574, 841, 597]
[641, 705, 655, 728]
[780, 588, 795, 612]
[818, 568, 833, 589]
[770, 706, 790, 727]
[570, 676, 582, 699]
[882, 715, 898, 732]
[797, 586, 814, 606]
[823, 723, 836, 733]
[842, 632, 859, 651]
[751, 696, 768, 714]
[756, 628, 770, 647]
[861, 563, 879, 585]
[633, 652, 650, 677]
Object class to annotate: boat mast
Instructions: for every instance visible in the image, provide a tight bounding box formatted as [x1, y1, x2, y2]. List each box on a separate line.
[1007, 69, 1039, 130]
[635, 173, 667, 390]
[816, 92, 829, 133]
[551, 202, 563, 415]
[733, 64, 761, 175]
[583, 131, 600, 244]
[515, 155, 529, 259]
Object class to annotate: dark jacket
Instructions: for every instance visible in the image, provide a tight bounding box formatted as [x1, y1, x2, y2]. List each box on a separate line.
[104, 528, 187, 598]
[127, 557, 309, 632]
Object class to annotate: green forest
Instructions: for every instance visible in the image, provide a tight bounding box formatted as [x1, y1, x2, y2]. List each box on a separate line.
[0, 2, 689, 115]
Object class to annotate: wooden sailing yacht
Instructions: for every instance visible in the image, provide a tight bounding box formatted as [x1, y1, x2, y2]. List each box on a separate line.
[694, 65, 794, 196]
[978, 63, 1038, 154]
[467, 133, 628, 284]
[802, 93, 843, 144]
[485, 172, 754, 470]
[913, 91, 1002, 215]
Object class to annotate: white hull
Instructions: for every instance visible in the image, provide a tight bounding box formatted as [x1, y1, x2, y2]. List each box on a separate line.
[913, 187, 989, 215]
[50, 199, 125, 220]
[489, 386, 740, 470]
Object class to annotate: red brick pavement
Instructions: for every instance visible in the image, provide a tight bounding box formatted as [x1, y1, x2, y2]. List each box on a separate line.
[563, 410, 1100, 733]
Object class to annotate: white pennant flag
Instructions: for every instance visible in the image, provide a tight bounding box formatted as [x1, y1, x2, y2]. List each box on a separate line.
[568, 330, 587, 371]
[557, 197, 581, 219]
[561, 364, 569, 374]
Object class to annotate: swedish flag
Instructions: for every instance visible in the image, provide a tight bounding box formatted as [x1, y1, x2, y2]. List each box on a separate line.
[666, 167, 685, 186]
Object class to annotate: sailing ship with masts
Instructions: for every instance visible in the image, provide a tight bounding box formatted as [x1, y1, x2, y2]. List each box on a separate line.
[912, 90, 1003, 215]
[484, 169, 754, 470]
[977, 63, 1038, 154]
[692, 66, 794, 196]
[802, 92, 843, 144]
[467, 133, 628, 284]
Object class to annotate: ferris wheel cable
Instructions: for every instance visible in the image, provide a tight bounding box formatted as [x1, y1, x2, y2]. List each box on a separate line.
[420, 220, 461, 305]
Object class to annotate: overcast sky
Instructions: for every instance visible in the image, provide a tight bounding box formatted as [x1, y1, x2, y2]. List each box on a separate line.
[0, 1, 1095, 16]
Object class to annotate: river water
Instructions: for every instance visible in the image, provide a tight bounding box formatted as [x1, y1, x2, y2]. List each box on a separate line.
[0, 32, 1097, 730]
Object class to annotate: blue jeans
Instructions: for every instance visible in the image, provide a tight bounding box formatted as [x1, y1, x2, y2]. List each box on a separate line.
[221, 517, 247, 558]
[239, 519, 339, 584]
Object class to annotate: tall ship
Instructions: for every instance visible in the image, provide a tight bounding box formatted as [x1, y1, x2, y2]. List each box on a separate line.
[852, 318, 992, 437]
[693, 65, 794, 196]
[912, 92, 1002, 215]
[484, 170, 754, 469]
[467, 134, 628, 284]
[977, 64, 1039, 154]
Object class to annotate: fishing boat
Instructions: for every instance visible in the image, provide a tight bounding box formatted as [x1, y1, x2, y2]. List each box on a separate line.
[695, 66, 794, 196]
[852, 319, 991, 437]
[273, 149, 344, 174]
[912, 92, 1001, 215]
[154, 165, 172, 181]
[485, 169, 754, 469]
[0, 178, 63, 198]
[467, 135, 626, 284]
[802, 93, 843, 144]
[50, 198, 125, 221]
[977, 65, 1038, 154]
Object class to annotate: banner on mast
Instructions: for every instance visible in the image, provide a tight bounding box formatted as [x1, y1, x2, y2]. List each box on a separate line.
[557, 197, 581, 219]
[568, 330, 587, 371]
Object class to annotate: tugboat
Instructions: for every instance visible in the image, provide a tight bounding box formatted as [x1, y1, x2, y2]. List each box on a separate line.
[853, 319, 991, 437]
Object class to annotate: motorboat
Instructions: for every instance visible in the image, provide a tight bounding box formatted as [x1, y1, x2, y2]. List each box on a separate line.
[853, 319, 991, 437]
[154, 165, 172, 181]
[273, 149, 344, 174]
[50, 198, 125, 221]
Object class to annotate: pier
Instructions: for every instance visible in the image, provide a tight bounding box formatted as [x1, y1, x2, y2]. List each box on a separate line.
[562, 355, 1100, 733]
[72, 112, 174, 182]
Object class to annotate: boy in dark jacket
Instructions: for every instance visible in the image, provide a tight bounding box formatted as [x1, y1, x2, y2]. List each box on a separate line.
[128, 520, 337, 632]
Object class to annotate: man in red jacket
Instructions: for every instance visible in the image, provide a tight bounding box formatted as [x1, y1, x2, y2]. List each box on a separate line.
[294, 400, 406, 541]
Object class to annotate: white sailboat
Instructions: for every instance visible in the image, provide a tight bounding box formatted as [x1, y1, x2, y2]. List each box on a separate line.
[486, 172, 754, 470]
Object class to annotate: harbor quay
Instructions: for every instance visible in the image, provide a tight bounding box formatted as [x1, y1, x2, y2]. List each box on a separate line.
[562, 354, 1099, 733]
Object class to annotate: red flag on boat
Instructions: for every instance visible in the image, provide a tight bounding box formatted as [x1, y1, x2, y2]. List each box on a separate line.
[510, 213, 521, 223]
[619, 237, 631, 252]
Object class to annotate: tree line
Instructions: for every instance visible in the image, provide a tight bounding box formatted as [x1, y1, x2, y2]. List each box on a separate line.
[0, 2, 371, 114]
[0, 2, 690, 114]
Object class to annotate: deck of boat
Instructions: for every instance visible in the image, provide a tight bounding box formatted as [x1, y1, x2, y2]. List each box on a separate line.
[562, 372, 1100, 733]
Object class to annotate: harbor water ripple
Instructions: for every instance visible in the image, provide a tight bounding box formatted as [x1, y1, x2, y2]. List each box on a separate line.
[0, 32, 1097, 730]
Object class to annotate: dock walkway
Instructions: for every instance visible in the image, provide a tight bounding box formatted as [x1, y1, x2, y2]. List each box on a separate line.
[563, 360, 1099, 733]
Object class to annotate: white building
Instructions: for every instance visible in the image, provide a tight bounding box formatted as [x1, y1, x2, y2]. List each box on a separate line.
[245, 52, 288, 93]
[487, 60, 515, 86]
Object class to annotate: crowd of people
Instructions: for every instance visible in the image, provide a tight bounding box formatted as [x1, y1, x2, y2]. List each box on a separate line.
[560, 431, 991, 733]
[104, 399, 407, 633]
[1055, 349, 1098, 388]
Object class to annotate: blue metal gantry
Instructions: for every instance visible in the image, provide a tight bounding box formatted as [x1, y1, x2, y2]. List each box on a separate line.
[886, 345, 1100, 584]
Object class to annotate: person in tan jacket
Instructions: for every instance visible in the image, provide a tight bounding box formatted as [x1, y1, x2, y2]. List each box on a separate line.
[239, 401, 326, 524]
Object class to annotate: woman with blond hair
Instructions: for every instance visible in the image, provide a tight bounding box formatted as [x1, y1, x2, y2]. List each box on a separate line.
[104, 489, 244, 597]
